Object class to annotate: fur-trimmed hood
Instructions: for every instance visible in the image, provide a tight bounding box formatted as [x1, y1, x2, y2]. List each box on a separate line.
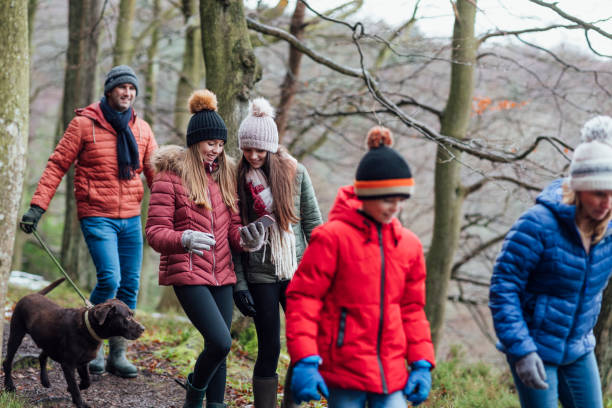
[151, 145, 185, 174]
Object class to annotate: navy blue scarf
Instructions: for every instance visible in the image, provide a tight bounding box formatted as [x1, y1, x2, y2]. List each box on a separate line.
[100, 96, 140, 180]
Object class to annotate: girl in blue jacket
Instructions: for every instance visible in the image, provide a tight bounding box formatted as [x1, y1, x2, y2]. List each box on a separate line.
[489, 115, 612, 408]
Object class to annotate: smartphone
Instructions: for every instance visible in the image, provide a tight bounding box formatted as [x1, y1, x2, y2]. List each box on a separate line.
[255, 214, 275, 229]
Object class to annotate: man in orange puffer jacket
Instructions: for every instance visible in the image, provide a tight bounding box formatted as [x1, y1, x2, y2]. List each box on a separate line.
[19, 65, 157, 379]
[286, 126, 435, 408]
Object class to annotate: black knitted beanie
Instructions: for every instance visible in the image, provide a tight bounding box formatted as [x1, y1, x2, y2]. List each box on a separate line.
[186, 90, 227, 146]
[354, 126, 414, 199]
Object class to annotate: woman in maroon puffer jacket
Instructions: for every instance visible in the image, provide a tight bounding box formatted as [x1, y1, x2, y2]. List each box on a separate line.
[145, 90, 264, 408]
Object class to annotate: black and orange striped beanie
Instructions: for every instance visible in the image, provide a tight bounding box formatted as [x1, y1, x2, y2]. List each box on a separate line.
[354, 126, 414, 200]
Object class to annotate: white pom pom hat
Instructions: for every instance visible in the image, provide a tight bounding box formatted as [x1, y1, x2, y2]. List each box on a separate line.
[238, 97, 279, 153]
[569, 115, 612, 191]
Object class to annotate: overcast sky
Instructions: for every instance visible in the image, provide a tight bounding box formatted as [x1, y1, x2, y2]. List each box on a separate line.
[247, 0, 612, 56]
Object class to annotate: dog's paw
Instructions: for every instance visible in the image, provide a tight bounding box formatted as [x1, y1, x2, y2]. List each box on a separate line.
[79, 381, 90, 390]
[4, 382, 16, 392]
[41, 377, 51, 388]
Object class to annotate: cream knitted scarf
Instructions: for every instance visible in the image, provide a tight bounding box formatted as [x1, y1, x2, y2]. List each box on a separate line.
[245, 168, 297, 280]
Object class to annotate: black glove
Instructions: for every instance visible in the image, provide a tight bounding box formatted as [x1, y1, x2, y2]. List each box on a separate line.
[20, 205, 45, 233]
[234, 290, 257, 317]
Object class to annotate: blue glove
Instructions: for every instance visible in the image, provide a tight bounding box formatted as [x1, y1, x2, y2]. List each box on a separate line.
[404, 360, 432, 406]
[291, 355, 329, 404]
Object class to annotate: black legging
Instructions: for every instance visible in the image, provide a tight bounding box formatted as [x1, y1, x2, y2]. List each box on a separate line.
[248, 280, 289, 378]
[174, 284, 233, 403]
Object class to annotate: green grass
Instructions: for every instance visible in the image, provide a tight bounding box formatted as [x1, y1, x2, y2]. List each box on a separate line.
[0, 392, 28, 408]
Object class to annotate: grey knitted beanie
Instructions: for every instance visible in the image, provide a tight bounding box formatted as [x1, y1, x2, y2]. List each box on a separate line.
[569, 116, 612, 191]
[104, 65, 139, 95]
[238, 97, 279, 153]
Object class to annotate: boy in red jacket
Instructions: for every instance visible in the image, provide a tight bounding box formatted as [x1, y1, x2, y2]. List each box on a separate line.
[285, 126, 435, 407]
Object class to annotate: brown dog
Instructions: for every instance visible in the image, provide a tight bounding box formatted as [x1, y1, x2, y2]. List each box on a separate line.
[3, 278, 145, 408]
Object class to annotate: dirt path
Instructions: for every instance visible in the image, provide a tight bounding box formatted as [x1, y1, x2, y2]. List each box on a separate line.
[1, 323, 186, 408]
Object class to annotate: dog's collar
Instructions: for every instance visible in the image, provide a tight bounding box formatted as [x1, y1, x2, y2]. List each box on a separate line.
[84, 309, 103, 342]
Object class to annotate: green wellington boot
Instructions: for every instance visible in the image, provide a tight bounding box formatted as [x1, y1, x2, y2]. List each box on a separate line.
[88, 344, 105, 374]
[205, 403, 226, 408]
[106, 336, 138, 378]
[183, 373, 206, 408]
[254, 375, 279, 408]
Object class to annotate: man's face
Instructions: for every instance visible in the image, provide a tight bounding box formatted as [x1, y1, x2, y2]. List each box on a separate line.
[106, 83, 136, 112]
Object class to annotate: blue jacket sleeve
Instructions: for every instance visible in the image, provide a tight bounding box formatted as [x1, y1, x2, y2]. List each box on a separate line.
[489, 208, 545, 359]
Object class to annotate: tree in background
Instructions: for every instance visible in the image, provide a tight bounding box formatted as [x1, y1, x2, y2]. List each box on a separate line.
[0, 0, 29, 346]
[200, 0, 261, 154]
[113, 0, 136, 66]
[59, 0, 101, 289]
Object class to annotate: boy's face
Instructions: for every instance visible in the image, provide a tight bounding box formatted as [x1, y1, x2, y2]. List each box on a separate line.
[361, 196, 406, 224]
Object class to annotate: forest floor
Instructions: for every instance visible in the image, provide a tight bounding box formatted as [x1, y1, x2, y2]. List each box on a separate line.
[1, 320, 218, 408]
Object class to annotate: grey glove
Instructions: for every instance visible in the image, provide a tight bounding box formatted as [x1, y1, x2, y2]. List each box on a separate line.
[181, 230, 215, 256]
[515, 352, 548, 389]
[20, 205, 45, 233]
[240, 222, 266, 251]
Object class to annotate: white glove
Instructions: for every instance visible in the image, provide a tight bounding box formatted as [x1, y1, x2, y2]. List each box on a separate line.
[515, 352, 548, 389]
[240, 222, 266, 251]
[181, 230, 215, 256]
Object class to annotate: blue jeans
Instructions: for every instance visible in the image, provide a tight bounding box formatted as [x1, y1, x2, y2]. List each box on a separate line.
[328, 389, 406, 408]
[80, 216, 143, 309]
[508, 351, 603, 408]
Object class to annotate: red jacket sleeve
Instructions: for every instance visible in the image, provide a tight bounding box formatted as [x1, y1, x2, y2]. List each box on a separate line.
[286, 226, 337, 363]
[145, 172, 184, 255]
[31, 117, 83, 210]
[401, 239, 435, 367]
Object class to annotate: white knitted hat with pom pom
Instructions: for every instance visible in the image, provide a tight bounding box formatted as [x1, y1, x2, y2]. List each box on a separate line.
[238, 97, 279, 153]
[569, 115, 612, 191]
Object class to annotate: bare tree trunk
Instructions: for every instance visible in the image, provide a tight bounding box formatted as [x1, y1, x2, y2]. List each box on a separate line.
[138, 0, 160, 309]
[157, 0, 206, 313]
[173, 0, 205, 142]
[275, 1, 306, 141]
[424, 0, 477, 348]
[112, 0, 136, 67]
[595, 286, 612, 391]
[199, 0, 261, 154]
[60, 0, 100, 288]
[0, 0, 29, 347]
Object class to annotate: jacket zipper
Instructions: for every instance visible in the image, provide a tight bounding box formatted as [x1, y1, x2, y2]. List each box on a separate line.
[562, 224, 594, 361]
[208, 186, 218, 285]
[337, 308, 347, 347]
[376, 224, 388, 393]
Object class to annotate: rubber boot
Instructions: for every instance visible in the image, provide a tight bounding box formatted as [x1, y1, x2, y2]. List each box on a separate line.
[281, 366, 299, 408]
[106, 336, 138, 378]
[254, 375, 279, 408]
[88, 344, 105, 374]
[206, 403, 226, 408]
[183, 373, 206, 408]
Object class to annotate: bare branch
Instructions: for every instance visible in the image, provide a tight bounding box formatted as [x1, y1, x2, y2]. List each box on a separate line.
[246, 16, 573, 164]
[452, 233, 506, 277]
[465, 175, 543, 196]
[479, 23, 581, 44]
[528, 0, 612, 40]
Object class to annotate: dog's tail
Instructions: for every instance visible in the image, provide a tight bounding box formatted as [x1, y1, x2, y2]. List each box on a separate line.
[38, 277, 66, 296]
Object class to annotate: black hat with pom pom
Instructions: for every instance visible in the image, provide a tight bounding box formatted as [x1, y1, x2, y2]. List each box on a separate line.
[186, 89, 227, 146]
[354, 126, 414, 199]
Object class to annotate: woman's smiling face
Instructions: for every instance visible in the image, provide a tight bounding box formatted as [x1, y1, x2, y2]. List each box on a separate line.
[242, 148, 268, 169]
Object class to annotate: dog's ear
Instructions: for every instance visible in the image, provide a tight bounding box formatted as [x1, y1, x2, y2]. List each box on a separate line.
[92, 303, 114, 326]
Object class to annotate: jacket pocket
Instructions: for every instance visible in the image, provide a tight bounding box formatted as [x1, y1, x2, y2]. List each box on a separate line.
[337, 308, 347, 347]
